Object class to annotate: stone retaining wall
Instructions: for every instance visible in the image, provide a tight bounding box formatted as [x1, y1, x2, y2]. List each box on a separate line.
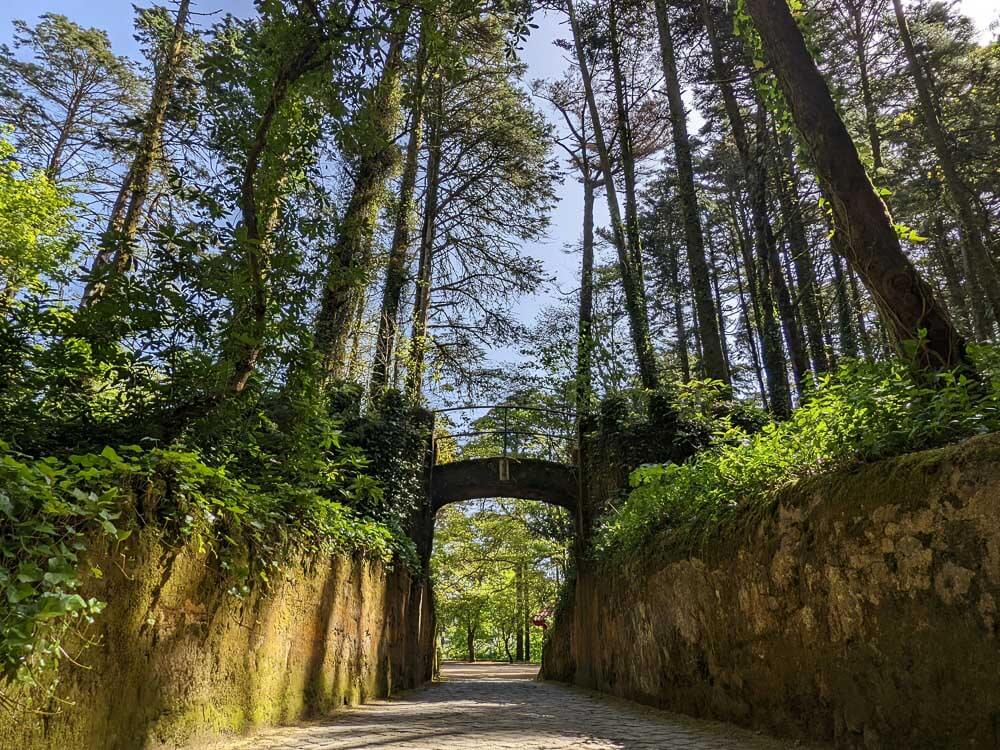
[543, 434, 1000, 748]
[0, 532, 434, 750]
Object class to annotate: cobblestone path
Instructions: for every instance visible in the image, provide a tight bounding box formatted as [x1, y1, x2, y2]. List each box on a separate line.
[221, 662, 809, 749]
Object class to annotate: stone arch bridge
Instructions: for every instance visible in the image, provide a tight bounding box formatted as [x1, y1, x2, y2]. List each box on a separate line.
[427, 402, 579, 515]
[430, 456, 578, 514]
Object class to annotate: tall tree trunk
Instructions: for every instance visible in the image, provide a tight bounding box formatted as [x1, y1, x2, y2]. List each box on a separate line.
[846, 266, 875, 359]
[566, 0, 659, 390]
[890, 0, 1000, 325]
[928, 216, 974, 336]
[725, 178, 790, 415]
[392, 320, 406, 390]
[770, 255, 806, 393]
[956, 240, 992, 341]
[576, 171, 596, 412]
[773, 133, 830, 373]
[81, 0, 192, 306]
[515, 564, 524, 662]
[466, 625, 476, 663]
[754, 112, 808, 397]
[780, 242, 810, 364]
[850, 4, 883, 175]
[670, 271, 691, 383]
[405, 80, 443, 400]
[371, 22, 429, 397]
[315, 11, 410, 381]
[46, 86, 83, 179]
[346, 286, 368, 382]
[661, 217, 691, 382]
[227, 36, 325, 394]
[823, 319, 839, 371]
[672, 274, 691, 382]
[732, 243, 769, 407]
[691, 298, 704, 369]
[523, 571, 531, 662]
[745, 0, 967, 371]
[608, 0, 645, 279]
[748, 235, 792, 412]
[820, 187, 862, 361]
[655, 0, 728, 384]
[708, 241, 732, 381]
[831, 252, 859, 358]
[702, 0, 790, 409]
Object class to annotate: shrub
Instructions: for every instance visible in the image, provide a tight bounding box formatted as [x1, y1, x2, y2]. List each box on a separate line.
[594, 354, 1000, 557]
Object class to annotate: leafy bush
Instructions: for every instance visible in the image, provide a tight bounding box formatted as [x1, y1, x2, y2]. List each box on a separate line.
[0, 128, 76, 297]
[350, 389, 432, 531]
[595, 354, 1000, 557]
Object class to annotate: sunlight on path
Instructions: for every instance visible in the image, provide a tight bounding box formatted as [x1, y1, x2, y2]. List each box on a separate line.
[219, 662, 819, 749]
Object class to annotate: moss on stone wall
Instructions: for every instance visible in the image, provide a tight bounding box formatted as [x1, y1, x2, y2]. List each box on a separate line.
[0, 530, 434, 750]
[544, 433, 1000, 748]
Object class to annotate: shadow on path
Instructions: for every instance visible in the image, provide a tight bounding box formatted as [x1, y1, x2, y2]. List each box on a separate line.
[216, 661, 824, 749]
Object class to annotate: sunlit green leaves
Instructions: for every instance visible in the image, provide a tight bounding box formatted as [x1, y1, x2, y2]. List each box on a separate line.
[0, 129, 76, 297]
[894, 222, 929, 243]
[432, 498, 569, 662]
[597, 350, 1000, 557]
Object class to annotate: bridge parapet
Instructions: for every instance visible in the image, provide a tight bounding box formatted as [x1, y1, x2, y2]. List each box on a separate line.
[430, 456, 578, 513]
[432, 403, 576, 465]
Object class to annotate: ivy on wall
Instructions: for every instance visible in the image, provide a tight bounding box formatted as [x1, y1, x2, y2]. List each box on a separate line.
[0, 436, 421, 709]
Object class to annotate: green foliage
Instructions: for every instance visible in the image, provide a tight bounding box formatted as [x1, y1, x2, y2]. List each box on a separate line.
[0, 443, 116, 704]
[0, 130, 75, 296]
[596, 352, 1000, 557]
[666, 379, 769, 437]
[350, 389, 432, 532]
[732, 0, 795, 132]
[433, 499, 569, 663]
[0, 439, 409, 705]
[583, 382, 725, 475]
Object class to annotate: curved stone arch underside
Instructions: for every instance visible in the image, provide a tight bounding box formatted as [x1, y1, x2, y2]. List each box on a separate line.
[430, 457, 578, 513]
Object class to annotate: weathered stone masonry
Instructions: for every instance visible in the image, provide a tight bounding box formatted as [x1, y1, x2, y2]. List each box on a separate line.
[543, 433, 1000, 748]
[0, 532, 434, 750]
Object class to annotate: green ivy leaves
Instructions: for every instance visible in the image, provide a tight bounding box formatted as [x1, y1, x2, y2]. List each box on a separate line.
[0, 442, 128, 701]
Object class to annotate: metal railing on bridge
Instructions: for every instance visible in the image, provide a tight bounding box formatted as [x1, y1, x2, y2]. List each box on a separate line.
[431, 403, 576, 464]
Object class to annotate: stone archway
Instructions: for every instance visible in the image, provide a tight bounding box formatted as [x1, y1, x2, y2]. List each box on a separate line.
[430, 457, 578, 514]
